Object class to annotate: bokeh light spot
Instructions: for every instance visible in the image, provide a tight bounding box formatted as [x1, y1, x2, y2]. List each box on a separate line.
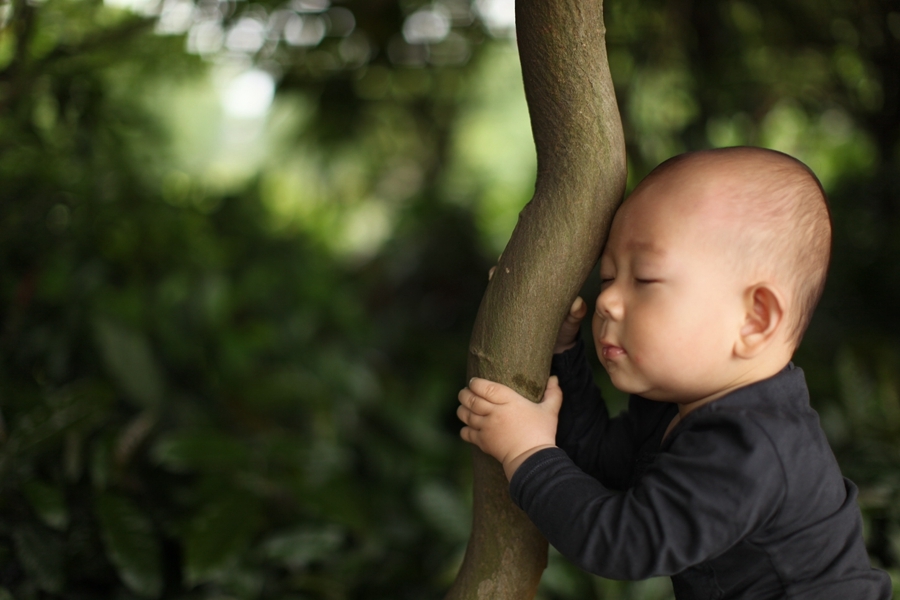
[155, 0, 194, 35]
[222, 69, 276, 119]
[284, 14, 326, 47]
[187, 20, 225, 56]
[402, 8, 450, 45]
[326, 7, 355, 37]
[291, 0, 329, 13]
[225, 17, 267, 53]
[474, 0, 515, 36]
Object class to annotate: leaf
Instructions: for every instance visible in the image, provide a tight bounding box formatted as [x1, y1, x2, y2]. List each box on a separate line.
[93, 317, 164, 409]
[12, 523, 64, 593]
[22, 480, 69, 531]
[183, 493, 261, 586]
[95, 492, 163, 598]
[150, 430, 251, 473]
[260, 526, 343, 570]
[0, 383, 112, 477]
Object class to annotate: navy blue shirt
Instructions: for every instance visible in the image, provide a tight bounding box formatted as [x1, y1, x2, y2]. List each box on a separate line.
[510, 341, 892, 599]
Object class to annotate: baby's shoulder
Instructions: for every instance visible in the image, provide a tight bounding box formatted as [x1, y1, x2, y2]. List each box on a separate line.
[686, 392, 842, 485]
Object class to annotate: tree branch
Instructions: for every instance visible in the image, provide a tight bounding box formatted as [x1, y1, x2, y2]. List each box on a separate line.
[446, 0, 626, 597]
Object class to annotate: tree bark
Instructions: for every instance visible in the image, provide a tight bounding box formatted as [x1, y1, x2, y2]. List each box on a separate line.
[446, 0, 626, 598]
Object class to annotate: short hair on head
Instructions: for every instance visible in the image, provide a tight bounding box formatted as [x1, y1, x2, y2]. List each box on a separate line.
[648, 146, 832, 347]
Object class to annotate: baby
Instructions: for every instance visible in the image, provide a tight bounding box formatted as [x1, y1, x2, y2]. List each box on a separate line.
[457, 147, 892, 599]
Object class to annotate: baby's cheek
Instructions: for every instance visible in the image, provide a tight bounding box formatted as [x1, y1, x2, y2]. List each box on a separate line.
[630, 351, 657, 378]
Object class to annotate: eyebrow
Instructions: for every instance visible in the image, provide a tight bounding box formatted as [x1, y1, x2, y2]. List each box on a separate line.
[626, 240, 667, 255]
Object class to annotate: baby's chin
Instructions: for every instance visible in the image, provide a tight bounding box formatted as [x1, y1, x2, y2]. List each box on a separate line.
[604, 370, 652, 398]
[606, 373, 691, 403]
[600, 357, 695, 401]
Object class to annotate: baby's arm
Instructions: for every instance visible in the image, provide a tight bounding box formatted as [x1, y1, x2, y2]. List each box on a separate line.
[457, 376, 563, 480]
[456, 296, 587, 479]
[510, 419, 787, 579]
[550, 297, 635, 482]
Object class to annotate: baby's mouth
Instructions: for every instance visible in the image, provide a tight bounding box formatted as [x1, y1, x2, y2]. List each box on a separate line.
[601, 344, 626, 359]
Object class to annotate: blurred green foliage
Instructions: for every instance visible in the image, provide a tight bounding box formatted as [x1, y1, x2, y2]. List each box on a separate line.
[1, 0, 899, 598]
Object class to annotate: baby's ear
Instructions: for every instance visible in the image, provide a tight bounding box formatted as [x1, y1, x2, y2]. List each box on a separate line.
[735, 284, 786, 359]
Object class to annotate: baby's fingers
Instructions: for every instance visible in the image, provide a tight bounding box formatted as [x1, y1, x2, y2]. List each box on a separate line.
[467, 378, 520, 405]
[540, 376, 564, 414]
[554, 297, 586, 354]
[459, 425, 482, 449]
[456, 404, 486, 429]
[567, 296, 587, 320]
[458, 387, 491, 415]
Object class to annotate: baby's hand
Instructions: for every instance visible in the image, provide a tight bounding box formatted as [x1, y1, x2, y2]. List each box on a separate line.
[554, 296, 587, 354]
[457, 376, 563, 479]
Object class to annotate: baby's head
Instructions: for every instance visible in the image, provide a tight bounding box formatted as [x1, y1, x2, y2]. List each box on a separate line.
[592, 147, 831, 408]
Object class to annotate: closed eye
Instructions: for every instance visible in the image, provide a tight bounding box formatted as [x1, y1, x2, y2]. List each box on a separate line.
[635, 278, 659, 285]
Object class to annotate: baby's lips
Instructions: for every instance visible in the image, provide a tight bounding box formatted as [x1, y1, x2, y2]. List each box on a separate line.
[601, 344, 626, 359]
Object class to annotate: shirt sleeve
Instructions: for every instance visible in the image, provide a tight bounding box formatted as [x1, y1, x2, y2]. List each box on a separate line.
[552, 340, 675, 490]
[510, 415, 787, 580]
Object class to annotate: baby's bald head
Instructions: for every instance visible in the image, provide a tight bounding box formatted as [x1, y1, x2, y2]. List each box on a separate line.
[640, 147, 831, 347]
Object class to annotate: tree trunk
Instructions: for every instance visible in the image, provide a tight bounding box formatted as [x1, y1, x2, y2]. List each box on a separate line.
[445, 0, 626, 598]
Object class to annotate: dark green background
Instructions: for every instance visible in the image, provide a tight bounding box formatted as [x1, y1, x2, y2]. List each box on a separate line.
[1, 0, 898, 598]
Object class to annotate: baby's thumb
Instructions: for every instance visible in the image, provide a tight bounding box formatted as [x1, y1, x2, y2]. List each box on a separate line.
[541, 376, 564, 413]
[571, 296, 587, 319]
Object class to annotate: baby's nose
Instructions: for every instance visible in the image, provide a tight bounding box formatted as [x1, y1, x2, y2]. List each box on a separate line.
[596, 286, 624, 320]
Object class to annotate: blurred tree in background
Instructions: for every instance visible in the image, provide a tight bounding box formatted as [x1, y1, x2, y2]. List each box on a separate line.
[0, 0, 898, 598]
